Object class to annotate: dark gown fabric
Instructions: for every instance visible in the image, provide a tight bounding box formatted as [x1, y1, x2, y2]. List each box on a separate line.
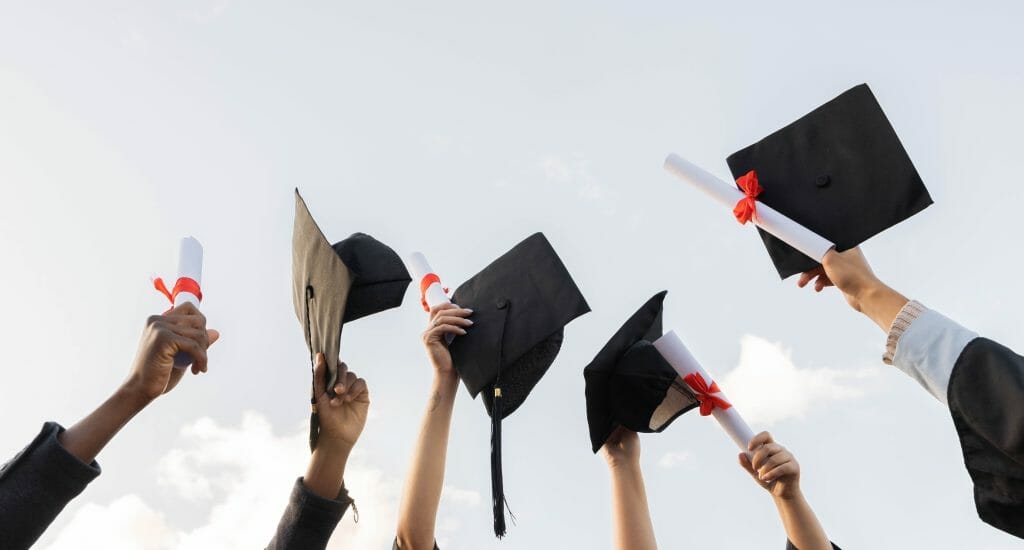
[266, 478, 353, 550]
[0, 422, 101, 550]
[947, 337, 1024, 538]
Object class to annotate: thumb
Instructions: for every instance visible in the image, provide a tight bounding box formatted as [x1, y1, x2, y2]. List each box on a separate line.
[738, 452, 757, 478]
[207, 329, 221, 347]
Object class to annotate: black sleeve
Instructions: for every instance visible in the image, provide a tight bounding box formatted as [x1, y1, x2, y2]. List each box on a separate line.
[393, 538, 440, 549]
[266, 478, 353, 550]
[947, 338, 1024, 538]
[785, 541, 841, 549]
[0, 421, 102, 550]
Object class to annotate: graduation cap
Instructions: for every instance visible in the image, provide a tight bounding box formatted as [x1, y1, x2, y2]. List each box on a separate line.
[291, 189, 411, 449]
[447, 232, 590, 538]
[584, 291, 699, 453]
[725, 83, 933, 278]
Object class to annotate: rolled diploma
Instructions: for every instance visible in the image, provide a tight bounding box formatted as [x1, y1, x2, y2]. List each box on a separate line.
[663, 153, 834, 262]
[408, 252, 451, 308]
[173, 237, 203, 367]
[653, 330, 755, 450]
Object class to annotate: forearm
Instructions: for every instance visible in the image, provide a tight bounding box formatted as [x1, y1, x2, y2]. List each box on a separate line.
[396, 371, 459, 550]
[304, 442, 351, 500]
[855, 282, 909, 334]
[608, 462, 658, 550]
[773, 491, 830, 550]
[57, 385, 151, 464]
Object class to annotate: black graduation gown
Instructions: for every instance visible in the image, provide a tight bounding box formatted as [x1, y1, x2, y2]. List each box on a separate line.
[947, 337, 1024, 538]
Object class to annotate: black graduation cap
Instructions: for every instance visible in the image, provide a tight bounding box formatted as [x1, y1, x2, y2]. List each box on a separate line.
[726, 84, 933, 279]
[291, 189, 411, 449]
[584, 291, 699, 454]
[447, 232, 590, 538]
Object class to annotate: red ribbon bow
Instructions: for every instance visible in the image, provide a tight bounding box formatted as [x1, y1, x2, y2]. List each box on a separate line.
[732, 170, 762, 225]
[683, 372, 732, 416]
[420, 273, 449, 312]
[153, 277, 203, 306]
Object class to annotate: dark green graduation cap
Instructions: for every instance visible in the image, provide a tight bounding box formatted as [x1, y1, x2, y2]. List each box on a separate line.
[291, 189, 411, 449]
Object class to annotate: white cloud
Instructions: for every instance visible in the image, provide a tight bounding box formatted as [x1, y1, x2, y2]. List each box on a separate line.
[541, 154, 616, 209]
[720, 335, 880, 426]
[45, 412, 403, 550]
[657, 451, 692, 469]
[44, 495, 177, 550]
[442, 485, 481, 507]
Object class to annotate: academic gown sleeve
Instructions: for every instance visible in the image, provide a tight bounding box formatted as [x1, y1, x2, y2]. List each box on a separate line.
[0, 421, 102, 550]
[888, 301, 1024, 538]
[266, 478, 354, 550]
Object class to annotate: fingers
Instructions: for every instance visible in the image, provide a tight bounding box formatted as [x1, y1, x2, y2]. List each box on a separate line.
[738, 452, 758, 478]
[751, 442, 783, 470]
[423, 323, 468, 342]
[172, 334, 208, 373]
[207, 329, 221, 346]
[747, 431, 773, 451]
[428, 303, 464, 321]
[333, 361, 349, 396]
[330, 370, 369, 405]
[433, 315, 474, 328]
[760, 460, 798, 483]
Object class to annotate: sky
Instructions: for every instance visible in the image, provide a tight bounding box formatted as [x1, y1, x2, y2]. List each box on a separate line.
[1, 1, 1023, 548]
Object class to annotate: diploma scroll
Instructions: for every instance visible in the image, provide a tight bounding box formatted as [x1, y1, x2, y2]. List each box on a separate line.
[653, 330, 755, 450]
[173, 237, 203, 368]
[663, 154, 835, 263]
[408, 252, 452, 309]
[408, 252, 456, 344]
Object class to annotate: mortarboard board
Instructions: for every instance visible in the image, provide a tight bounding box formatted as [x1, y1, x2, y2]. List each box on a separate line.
[584, 291, 699, 453]
[447, 232, 590, 538]
[726, 83, 933, 278]
[291, 189, 411, 449]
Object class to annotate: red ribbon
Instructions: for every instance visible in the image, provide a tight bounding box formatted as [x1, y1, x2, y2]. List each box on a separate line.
[683, 372, 732, 416]
[419, 273, 449, 312]
[154, 277, 203, 306]
[732, 170, 762, 225]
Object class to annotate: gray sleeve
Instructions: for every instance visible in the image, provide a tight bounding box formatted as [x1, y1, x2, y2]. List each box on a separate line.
[266, 477, 353, 550]
[891, 306, 979, 405]
[0, 421, 102, 550]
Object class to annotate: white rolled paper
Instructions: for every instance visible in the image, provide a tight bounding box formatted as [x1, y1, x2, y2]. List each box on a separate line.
[663, 153, 835, 262]
[653, 330, 755, 450]
[407, 252, 452, 309]
[174, 237, 204, 308]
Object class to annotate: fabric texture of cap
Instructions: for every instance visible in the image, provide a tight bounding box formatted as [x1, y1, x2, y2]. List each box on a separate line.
[291, 189, 410, 449]
[584, 291, 699, 453]
[448, 232, 591, 417]
[446, 231, 590, 538]
[726, 84, 933, 278]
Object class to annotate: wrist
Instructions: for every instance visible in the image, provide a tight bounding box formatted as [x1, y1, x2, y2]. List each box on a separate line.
[313, 438, 354, 462]
[605, 455, 641, 472]
[113, 383, 155, 414]
[771, 484, 804, 503]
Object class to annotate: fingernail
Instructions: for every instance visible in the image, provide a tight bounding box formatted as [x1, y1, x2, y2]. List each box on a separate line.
[466, 319, 474, 325]
[465, 309, 474, 314]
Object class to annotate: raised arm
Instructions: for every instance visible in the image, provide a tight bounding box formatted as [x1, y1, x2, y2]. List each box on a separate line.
[394, 303, 472, 550]
[267, 353, 370, 550]
[0, 303, 218, 550]
[797, 247, 908, 333]
[601, 427, 658, 550]
[739, 432, 832, 550]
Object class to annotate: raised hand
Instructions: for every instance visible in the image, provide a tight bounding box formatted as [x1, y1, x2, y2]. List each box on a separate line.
[601, 426, 641, 469]
[312, 352, 370, 452]
[797, 247, 909, 332]
[739, 431, 802, 499]
[421, 303, 473, 375]
[123, 302, 220, 402]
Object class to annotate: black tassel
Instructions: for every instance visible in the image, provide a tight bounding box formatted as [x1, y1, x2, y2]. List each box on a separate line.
[309, 409, 320, 451]
[491, 385, 507, 538]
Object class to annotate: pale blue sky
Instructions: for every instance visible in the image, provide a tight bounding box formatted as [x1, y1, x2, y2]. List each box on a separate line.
[1, 1, 1023, 548]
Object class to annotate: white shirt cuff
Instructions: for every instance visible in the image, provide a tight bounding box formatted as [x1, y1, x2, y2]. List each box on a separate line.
[891, 307, 978, 405]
